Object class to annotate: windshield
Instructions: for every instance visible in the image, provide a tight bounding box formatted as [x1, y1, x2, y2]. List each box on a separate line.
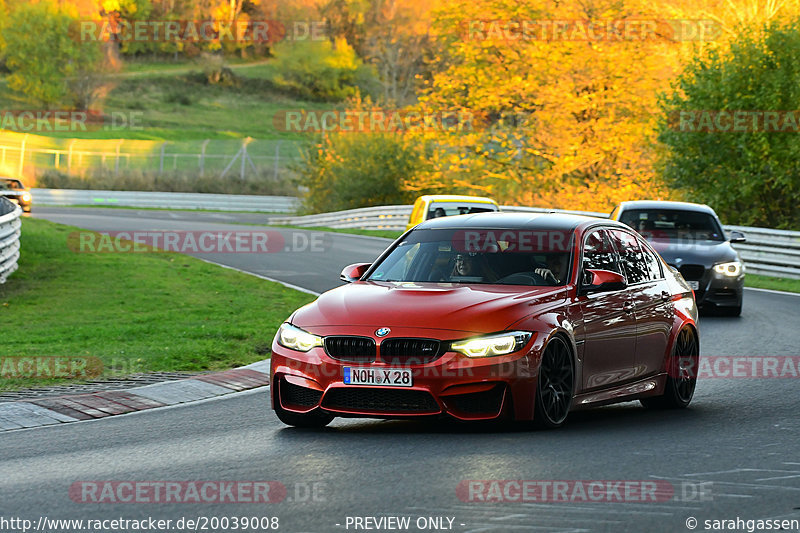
[367, 228, 573, 286]
[619, 209, 725, 242]
[1, 179, 22, 190]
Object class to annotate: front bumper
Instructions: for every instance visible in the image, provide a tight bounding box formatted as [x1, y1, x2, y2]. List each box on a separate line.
[270, 329, 542, 421]
[673, 264, 743, 309]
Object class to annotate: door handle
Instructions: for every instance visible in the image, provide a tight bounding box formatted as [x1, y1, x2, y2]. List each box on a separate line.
[623, 301, 635, 313]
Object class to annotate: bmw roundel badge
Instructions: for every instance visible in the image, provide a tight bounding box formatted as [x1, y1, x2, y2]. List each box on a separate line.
[375, 327, 391, 337]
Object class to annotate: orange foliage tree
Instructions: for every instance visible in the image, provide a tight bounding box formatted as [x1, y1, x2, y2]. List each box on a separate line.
[408, 0, 694, 212]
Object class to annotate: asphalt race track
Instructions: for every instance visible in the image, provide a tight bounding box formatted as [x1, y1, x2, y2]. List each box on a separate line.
[2, 207, 798, 533]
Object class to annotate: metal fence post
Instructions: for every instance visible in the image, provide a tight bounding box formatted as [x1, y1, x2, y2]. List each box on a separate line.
[199, 139, 209, 177]
[274, 141, 281, 180]
[18, 134, 28, 177]
[115, 140, 124, 176]
[67, 139, 75, 173]
[159, 142, 167, 175]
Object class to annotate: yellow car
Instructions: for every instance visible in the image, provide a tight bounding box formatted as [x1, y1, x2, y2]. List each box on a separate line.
[406, 195, 500, 231]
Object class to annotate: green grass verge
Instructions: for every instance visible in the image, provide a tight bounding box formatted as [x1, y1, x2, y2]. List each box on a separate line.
[745, 273, 800, 294]
[0, 218, 315, 390]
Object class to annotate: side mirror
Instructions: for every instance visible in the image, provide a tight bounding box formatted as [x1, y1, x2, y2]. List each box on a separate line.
[340, 263, 371, 283]
[729, 230, 746, 244]
[581, 269, 627, 294]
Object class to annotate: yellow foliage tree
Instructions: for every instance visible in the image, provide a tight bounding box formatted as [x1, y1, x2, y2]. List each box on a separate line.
[410, 0, 697, 212]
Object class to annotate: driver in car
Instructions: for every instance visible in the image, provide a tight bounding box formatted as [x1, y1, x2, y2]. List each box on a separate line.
[533, 254, 566, 285]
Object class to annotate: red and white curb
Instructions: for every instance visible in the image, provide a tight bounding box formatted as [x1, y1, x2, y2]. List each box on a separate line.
[0, 360, 270, 431]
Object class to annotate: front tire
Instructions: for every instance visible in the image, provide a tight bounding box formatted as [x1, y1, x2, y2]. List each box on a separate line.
[533, 336, 574, 429]
[641, 327, 698, 409]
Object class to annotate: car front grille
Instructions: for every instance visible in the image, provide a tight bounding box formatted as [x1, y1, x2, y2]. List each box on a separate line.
[380, 338, 443, 365]
[322, 388, 440, 414]
[678, 264, 706, 281]
[280, 380, 323, 408]
[324, 336, 376, 363]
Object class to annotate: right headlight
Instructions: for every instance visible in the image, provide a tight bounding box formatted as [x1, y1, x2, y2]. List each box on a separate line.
[713, 261, 742, 277]
[276, 323, 323, 352]
[451, 331, 533, 358]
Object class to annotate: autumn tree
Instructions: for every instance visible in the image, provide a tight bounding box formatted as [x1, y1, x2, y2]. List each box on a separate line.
[3, 1, 104, 108]
[403, 0, 693, 211]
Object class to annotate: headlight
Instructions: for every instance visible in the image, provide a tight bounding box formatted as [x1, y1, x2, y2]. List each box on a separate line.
[451, 331, 532, 358]
[714, 261, 742, 277]
[277, 323, 323, 352]
[22, 193, 31, 202]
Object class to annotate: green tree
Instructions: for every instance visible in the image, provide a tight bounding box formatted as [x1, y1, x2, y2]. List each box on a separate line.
[0, 0, 8, 62]
[4, 1, 102, 108]
[659, 19, 800, 228]
[297, 131, 427, 213]
[271, 37, 376, 101]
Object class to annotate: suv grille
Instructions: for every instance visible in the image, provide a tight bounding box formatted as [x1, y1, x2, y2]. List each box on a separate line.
[324, 336, 376, 363]
[322, 388, 440, 413]
[380, 338, 442, 365]
[678, 264, 706, 281]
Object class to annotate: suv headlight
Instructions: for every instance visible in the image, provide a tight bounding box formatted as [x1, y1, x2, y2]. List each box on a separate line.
[451, 331, 533, 358]
[277, 323, 323, 352]
[714, 261, 742, 277]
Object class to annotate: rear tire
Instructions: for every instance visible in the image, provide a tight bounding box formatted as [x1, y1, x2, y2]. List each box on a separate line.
[641, 327, 698, 409]
[533, 336, 574, 429]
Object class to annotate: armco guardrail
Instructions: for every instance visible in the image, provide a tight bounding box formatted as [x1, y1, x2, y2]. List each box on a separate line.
[266, 204, 609, 230]
[269, 204, 800, 279]
[268, 205, 414, 230]
[31, 189, 300, 213]
[0, 197, 22, 284]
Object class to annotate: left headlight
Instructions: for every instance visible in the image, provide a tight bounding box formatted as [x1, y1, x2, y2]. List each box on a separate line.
[451, 331, 533, 358]
[22, 193, 31, 202]
[714, 261, 743, 277]
[277, 323, 323, 352]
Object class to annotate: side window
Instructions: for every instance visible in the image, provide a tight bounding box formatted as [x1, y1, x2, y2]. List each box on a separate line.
[639, 241, 663, 281]
[609, 229, 648, 285]
[582, 229, 622, 282]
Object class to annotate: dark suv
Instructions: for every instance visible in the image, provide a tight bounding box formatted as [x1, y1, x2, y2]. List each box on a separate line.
[610, 200, 745, 316]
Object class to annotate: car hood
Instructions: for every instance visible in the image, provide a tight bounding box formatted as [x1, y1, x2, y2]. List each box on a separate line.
[291, 281, 566, 334]
[648, 238, 739, 266]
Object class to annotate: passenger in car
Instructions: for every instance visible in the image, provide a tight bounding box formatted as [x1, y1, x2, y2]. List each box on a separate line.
[451, 253, 498, 282]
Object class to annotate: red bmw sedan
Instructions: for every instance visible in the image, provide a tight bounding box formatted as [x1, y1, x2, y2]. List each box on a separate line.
[270, 213, 699, 428]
